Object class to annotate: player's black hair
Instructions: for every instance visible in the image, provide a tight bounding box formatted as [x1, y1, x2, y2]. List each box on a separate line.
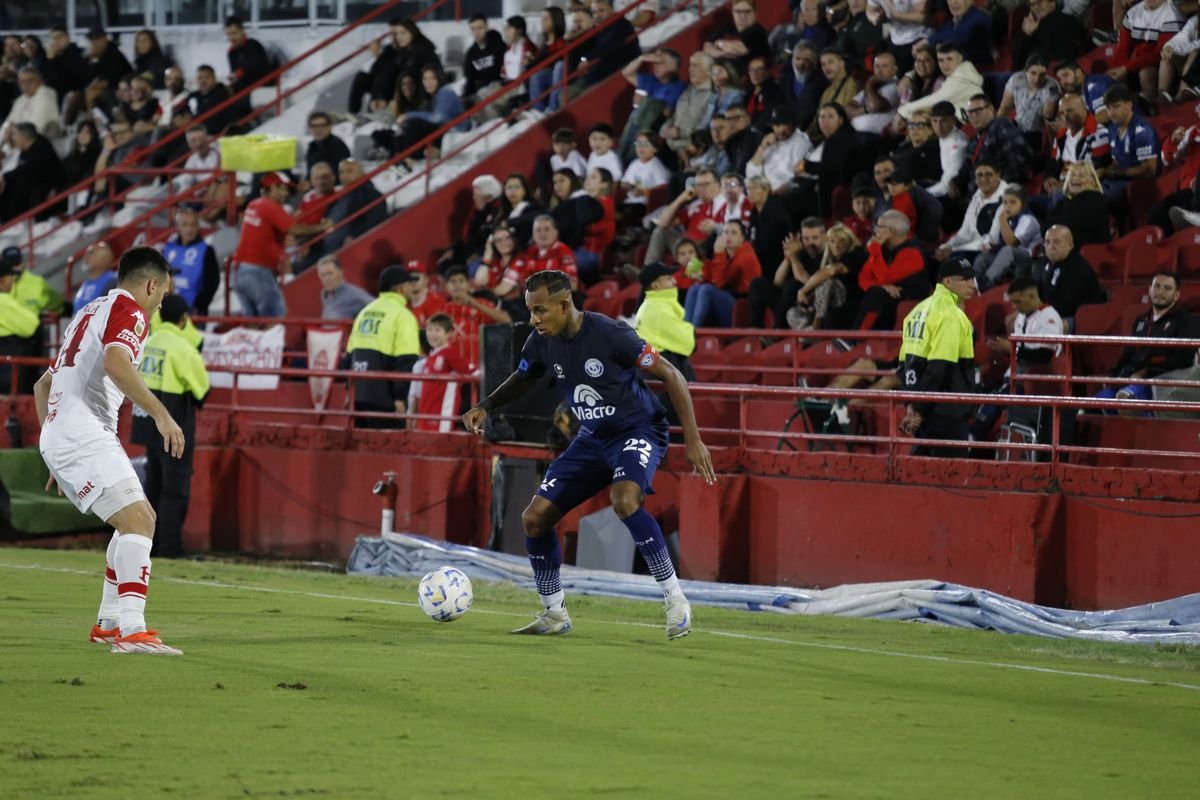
[525, 269, 573, 296]
[117, 246, 171, 284]
[1007, 277, 1039, 295]
[427, 313, 454, 332]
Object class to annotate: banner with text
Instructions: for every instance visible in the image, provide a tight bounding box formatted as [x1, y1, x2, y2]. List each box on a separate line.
[203, 325, 285, 390]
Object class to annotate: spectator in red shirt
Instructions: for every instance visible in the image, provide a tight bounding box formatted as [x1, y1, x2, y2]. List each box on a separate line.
[842, 185, 877, 243]
[442, 266, 512, 369]
[493, 215, 579, 298]
[231, 172, 326, 317]
[683, 219, 760, 327]
[577, 167, 617, 285]
[401, 262, 448, 328]
[412, 314, 474, 432]
[645, 168, 723, 263]
[854, 209, 930, 330]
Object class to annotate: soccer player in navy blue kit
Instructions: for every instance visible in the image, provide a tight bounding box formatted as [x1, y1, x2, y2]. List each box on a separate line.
[463, 270, 716, 639]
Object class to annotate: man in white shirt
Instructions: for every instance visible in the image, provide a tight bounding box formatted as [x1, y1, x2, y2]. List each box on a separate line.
[173, 126, 220, 195]
[847, 51, 901, 135]
[745, 107, 812, 193]
[2, 67, 61, 146]
[928, 100, 970, 198]
[936, 161, 1009, 259]
[867, 0, 932, 70]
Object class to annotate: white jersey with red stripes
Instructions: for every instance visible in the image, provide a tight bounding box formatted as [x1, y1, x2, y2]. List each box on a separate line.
[42, 289, 149, 444]
[415, 345, 472, 432]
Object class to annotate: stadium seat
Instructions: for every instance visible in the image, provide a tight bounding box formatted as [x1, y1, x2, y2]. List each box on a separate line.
[759, 338, 801, 386]
[1115, 225, 1164, 248]
[1177, 245, 1200, 278]
[691, 335, 724, 382]
[583, 280, 621, 317]
[1079, 244, 1124, 283]
[616, 283, 642, 318]
[731, 298, 752, 328]
[1165, 228, 1200, 249]
[1125, 244, 1177, 281]
[719, 338, 763, 384]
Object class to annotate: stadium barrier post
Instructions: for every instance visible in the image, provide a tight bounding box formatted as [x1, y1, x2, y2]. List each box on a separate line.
[373, 471, 398, 536]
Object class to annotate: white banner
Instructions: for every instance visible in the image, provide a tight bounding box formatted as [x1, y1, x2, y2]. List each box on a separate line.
[306, 327, 344, 411]
[202, 325, 285, 390]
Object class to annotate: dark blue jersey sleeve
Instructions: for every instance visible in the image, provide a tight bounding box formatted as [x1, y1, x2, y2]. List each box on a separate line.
[609, 318, 660, 371]
[517, 331, 547, 379]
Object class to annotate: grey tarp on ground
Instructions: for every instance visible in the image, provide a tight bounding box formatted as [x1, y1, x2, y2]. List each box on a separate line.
[347, 533, 1200, 645]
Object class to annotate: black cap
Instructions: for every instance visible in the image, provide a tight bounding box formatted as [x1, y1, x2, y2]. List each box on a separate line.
[638, 261, 677, 289]
[1, 245, 23, 267]
[0, 261, 15, 279]
[86, 27, 108, 39]
[159, 293, 190, 324]
[378, 265, 418, 293]
[937, 256, 974, 281]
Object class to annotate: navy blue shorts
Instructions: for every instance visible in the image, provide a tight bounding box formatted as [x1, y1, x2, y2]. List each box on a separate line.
[536, 423, 669, 514]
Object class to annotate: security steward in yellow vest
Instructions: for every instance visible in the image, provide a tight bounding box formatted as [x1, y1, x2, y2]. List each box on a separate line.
[898, 257, 978, 457]
[0, 259, 41, 394]
[4, 245, 65, 316]
[634, 262, 696, 439]
[132, 294, 211, 557]
[346, 265, 421, 429]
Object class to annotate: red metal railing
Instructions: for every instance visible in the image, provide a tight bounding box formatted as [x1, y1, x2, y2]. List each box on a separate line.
[5, 0, 456, 267]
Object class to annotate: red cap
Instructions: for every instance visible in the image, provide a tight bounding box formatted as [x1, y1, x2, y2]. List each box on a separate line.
[261, 171, 294, 189]
[406, 259, 426, 274]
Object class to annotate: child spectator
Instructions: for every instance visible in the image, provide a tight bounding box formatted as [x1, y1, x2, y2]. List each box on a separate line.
[843, 185, 877, 242]
[586, 122, 623, 179]
[973, 186, 1043, 291]
[550, 127, 587, 177]
[413, 314, 473, 432]
[577, 167, 617, 284]
[620, 131, 671, 206]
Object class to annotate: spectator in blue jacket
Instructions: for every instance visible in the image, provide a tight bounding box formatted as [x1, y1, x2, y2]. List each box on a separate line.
[1098, 83, 1161, 205]
[927, 0, 993, 67]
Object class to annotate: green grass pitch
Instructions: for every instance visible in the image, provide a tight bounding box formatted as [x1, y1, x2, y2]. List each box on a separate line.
[0, 547, 1197, 799]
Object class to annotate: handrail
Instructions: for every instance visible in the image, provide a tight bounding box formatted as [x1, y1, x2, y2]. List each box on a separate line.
[5, 0, 454, 265]
[288, 0, 675, 264]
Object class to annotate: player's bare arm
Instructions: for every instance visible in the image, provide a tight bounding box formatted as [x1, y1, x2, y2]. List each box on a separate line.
[643, 356, 716, 485]
[104, 347, 186, 458]
[33, 371, 64, 494]
[462, 370, 541, 435]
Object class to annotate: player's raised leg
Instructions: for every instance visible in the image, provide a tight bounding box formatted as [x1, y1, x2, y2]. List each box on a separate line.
[511, 496, 573, 635]
[611, 480, 691, 640]
[105, 492, 182, 655]
[89, 531, 122, 644]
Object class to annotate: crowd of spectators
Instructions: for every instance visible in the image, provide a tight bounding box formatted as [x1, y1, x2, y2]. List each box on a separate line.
[7, 1, 1200, 442]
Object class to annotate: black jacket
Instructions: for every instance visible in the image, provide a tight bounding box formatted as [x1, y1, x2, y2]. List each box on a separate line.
[44, 43, 89, 96]
[463, 31, 506, 97]
[1034, 250, 1106, 320]
[228, 38, 275, 94]
[802, 123, 862, 215]
[189, 84, 232, 134]
[585, 16, 641, 86]
[306, 135, 351, 173]
[2, 135, 62, 221]
[835, 13, 885, 70]
[1013, 10, 1088, 68]
[748, 197, 790, 278]
[1112, 305, 1199, 378]
[724, 126, 762, 176]
[892, 138, 942, 188]
[780, 65, 828, 132]
[551, 193, 603, 249]
[87, 41, 133, 88]
[1046, 191, 1111, 248]
[325, 183, 390, 253]
[134, 50, 174, 88]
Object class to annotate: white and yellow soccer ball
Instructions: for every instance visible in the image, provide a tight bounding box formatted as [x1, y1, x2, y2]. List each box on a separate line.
[417, 567, 473, 622]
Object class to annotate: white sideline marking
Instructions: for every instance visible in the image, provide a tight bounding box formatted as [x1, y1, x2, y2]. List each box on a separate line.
[3, 561, 1199, 692]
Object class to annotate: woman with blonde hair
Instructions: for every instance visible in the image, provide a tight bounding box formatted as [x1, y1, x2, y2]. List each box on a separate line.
[1047, 161, 1110, 247]
[788, 223, 868, 330]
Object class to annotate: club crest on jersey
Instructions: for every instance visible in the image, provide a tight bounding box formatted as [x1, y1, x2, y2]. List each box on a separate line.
[571, 383, 615, 420]
[584, 358, 604, 378]
[133, 313, 146, 337]
[554, 363, 565, 379]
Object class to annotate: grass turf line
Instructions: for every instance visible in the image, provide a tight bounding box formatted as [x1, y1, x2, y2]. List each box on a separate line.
[0, 548, 1197, 799]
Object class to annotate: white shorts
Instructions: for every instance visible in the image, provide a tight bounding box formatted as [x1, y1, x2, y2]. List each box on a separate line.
[40, 435, 144, 520]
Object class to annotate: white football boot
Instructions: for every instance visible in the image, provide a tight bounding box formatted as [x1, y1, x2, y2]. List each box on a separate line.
[665, 592, 692, 640]
[511, 606, 573, 635]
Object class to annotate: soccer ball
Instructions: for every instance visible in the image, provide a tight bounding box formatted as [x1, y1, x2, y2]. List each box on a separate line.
[417, 567, 473, 622]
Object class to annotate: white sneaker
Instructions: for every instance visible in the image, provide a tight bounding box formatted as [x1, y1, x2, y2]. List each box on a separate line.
[665, 592, 692, 640]
[1169, 206, 1200, 230]
[511, 606, 572, 635]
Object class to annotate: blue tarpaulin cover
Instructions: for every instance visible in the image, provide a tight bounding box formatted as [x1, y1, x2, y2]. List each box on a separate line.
[347, 533, 1200, 645]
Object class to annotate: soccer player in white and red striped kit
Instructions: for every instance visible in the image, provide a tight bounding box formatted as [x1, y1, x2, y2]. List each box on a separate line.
[34, 246, 187, 655]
